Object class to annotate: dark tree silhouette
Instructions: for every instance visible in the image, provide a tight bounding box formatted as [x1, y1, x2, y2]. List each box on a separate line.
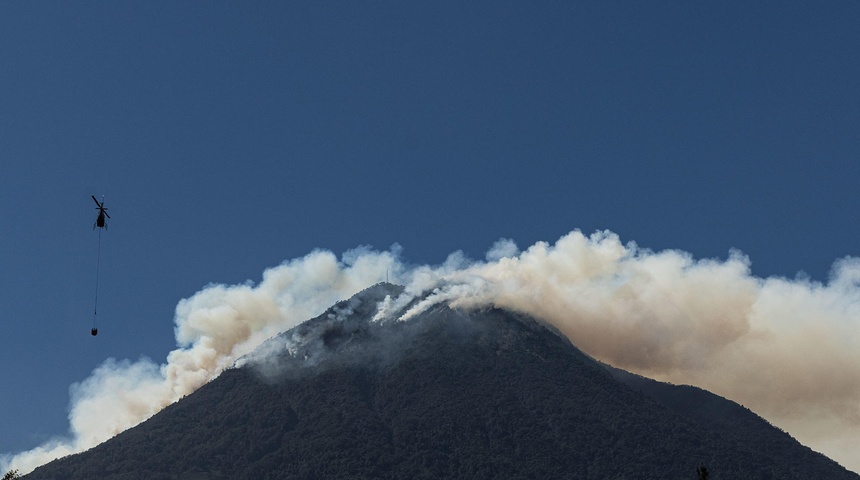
[2, 470, 22, 480]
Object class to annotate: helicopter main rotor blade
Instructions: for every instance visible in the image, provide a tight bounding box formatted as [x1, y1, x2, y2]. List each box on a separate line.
[104, 212, 111, 218]
[92, 195, 102, 207]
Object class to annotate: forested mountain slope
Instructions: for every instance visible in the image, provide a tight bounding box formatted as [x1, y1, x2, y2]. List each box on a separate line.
[25, 284, 858, 480]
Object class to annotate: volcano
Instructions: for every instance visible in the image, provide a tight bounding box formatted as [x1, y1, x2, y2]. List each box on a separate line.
[24, 283, 858, 479]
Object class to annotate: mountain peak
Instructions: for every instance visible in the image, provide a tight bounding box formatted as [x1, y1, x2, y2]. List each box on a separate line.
[236, 282, 411, 377]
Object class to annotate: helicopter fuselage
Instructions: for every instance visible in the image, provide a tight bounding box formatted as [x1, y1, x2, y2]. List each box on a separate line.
[91, 195, 109, 230]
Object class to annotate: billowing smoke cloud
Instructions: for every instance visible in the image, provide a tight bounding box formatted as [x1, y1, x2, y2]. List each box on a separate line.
[393, 231, 860, 472]
[3, 230, 859, 474]
[1, 247, 401, 474]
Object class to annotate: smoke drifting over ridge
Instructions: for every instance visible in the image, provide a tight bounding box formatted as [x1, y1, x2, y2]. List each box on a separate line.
[3, 230, 859, 474]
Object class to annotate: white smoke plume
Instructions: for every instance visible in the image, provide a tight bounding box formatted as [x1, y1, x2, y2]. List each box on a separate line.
[1, 247, 400, 474]
[3, 230, 859, 474]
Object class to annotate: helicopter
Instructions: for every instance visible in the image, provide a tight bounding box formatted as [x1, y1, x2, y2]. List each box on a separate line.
[90, 194, 110, 337]
[92, 195, 110, 230]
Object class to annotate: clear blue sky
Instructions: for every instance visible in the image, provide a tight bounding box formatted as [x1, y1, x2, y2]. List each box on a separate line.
[2, 1, 858, 459]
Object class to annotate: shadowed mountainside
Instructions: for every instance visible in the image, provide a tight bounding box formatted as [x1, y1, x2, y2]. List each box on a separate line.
[25, 283, 859, 479]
